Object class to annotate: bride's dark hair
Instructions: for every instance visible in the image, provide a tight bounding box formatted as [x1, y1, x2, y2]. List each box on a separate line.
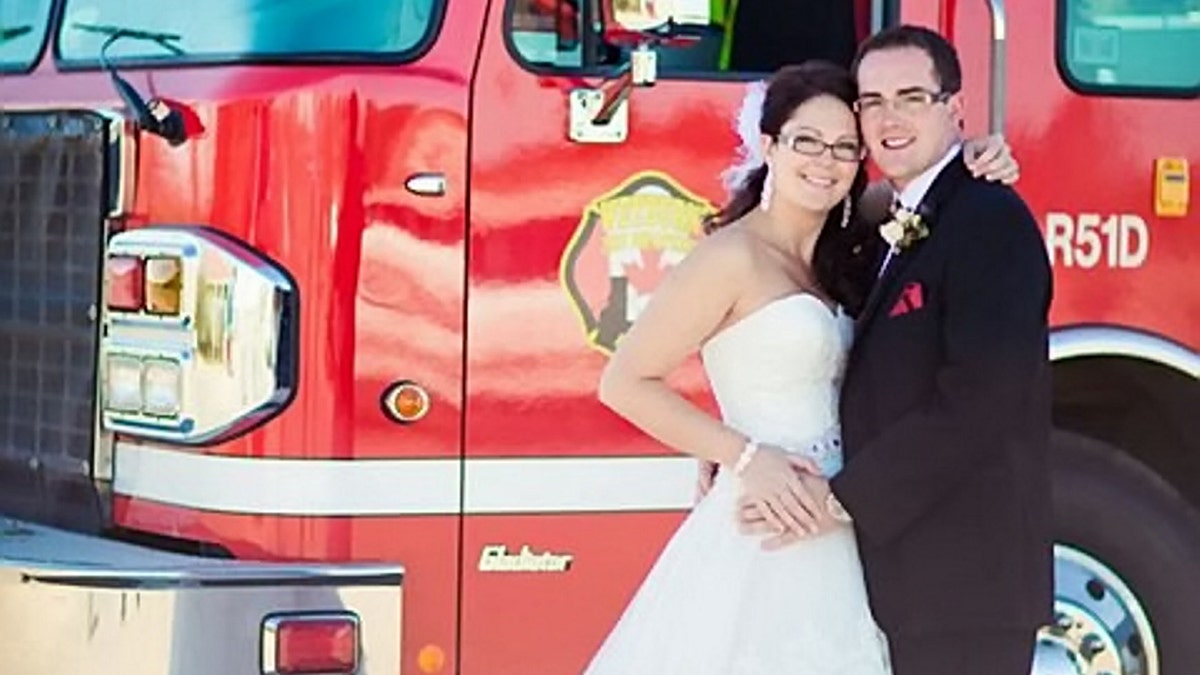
[704, 61, 877, 316]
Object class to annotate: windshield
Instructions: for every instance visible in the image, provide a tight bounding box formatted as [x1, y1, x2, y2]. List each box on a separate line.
[57, 0, 442, 64]
[1, 0, 54, 71]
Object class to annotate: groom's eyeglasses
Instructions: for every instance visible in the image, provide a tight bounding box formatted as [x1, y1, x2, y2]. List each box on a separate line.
[853, 87, 954, 118]
[776, 133, 865, 163]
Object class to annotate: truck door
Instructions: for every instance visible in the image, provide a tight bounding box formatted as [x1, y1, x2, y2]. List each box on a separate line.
[462, 1, 871, 673]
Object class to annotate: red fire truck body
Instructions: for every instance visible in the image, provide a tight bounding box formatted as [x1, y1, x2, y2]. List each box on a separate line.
[1, 0, 1196, 674]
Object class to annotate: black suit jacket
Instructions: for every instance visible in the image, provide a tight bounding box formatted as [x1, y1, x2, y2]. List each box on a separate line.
[830, 154, 1054, 637]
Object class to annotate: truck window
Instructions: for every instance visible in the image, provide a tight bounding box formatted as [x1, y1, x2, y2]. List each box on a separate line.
[1060, 0, 1200, 93]
[56, 0, 443, 65]
[0, 0, 54, 71]
[508, 0, 863, 75]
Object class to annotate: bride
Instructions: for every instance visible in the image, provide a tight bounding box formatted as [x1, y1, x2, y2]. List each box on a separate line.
[584, 61, 1017, 675]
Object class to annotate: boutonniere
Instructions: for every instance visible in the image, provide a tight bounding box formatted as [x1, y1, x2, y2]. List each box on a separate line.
[879, 207, 930, 251]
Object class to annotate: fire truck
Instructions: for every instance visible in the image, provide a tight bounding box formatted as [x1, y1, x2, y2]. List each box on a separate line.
[0, 0, 1196, 673]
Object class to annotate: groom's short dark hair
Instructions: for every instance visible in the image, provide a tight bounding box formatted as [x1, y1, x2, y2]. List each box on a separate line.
[853, 25, 963, 95]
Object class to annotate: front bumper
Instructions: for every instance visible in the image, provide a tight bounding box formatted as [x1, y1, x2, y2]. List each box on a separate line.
[0, 519, 403, 675]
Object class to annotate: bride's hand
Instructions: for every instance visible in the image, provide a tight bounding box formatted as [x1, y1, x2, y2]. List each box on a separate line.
[739, 473, 848, 549]
[766, 475, 847, 549]
[737, 446, 822, 536]
[964, 133, 1020, 184]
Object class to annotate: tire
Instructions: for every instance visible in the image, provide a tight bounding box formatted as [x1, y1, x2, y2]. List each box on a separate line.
[1046, 430, 1200, 674]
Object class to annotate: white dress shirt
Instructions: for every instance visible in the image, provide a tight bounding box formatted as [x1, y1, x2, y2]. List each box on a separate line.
[895, 142, 963, 211]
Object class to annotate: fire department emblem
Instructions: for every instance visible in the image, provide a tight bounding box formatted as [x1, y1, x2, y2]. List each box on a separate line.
[561, 171, 716, 354]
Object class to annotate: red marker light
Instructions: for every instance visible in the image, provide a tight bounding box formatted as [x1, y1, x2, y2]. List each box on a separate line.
[106, 256, 144, 311]
[262, 614, 359, 675]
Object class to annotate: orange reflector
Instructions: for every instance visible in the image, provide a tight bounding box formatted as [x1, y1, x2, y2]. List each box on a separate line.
[417, 644, 446, 673]
[106, 256, 144, 311]
[263, 614, 359, 675]
[144, 256, 183, 315]
[383, 381, 430, 423]
[394, 387, 428, 420]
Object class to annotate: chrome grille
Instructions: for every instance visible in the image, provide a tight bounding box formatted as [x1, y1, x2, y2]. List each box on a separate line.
[0, 111, 108, 531]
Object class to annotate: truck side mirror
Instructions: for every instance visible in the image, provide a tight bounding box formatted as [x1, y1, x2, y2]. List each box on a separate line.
[600, 0, 710, 82]
[568, 0, 709, 144]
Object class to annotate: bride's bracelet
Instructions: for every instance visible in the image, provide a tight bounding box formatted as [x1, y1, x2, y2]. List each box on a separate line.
[733, 440, 760, 476]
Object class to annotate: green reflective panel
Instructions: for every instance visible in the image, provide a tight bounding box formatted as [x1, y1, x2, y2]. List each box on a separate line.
[1063, 0, 1200, 91]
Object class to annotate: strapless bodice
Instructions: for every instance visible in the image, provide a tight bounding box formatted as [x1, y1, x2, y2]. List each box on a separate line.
[700, 294, 854, 476]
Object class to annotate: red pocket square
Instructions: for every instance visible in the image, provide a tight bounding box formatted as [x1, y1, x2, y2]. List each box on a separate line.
[889, 282, 925, 317]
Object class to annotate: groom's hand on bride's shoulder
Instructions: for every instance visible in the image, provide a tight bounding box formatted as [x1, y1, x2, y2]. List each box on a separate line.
[964, 133, 1020, 185]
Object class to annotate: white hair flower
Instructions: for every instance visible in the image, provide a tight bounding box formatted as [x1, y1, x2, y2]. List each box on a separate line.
[720, 79, 769, 195]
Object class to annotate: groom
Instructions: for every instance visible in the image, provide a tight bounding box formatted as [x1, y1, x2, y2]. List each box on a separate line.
[741, 25, 1053, 675]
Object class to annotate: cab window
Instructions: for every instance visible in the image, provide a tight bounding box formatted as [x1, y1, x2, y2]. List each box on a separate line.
[0, 0, 54, 71]
[57, 0, 443, 64]
[508, 0, 868, 75]
[1060, 0, 1200, 93]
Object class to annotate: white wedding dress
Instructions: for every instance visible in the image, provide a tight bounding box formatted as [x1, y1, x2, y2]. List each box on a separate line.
[583, 293, 892, 675]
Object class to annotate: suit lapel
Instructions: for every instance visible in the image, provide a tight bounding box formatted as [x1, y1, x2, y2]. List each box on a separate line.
[853, 152, 971, 342]
[856, 245, 908, 335]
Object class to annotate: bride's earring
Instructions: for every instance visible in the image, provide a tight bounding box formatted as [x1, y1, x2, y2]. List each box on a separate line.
[759, 166, 774, 212]
[840, 196, 852, 229]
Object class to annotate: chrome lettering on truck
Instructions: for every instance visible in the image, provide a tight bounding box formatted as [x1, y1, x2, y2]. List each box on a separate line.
[478, 545, 574, 573]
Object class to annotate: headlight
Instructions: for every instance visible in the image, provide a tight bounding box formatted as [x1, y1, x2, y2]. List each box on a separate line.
[100, 227, 296, 445]
[104, 354, 144, 413]
[142, 358, 183, 417]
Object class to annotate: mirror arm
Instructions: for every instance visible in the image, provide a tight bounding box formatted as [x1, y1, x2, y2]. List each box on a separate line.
[591, 64, 633, 125]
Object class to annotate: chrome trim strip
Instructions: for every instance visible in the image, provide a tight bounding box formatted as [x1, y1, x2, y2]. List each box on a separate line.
[465, 454, 696, 514]
[23, 567, 404, 590]
[114, 443, 698, 515]
[985, 0, 1007, 134]
[1050, 325, 1200, 378]
[4, 519, 403, 589]
[97, 111, 138, 218]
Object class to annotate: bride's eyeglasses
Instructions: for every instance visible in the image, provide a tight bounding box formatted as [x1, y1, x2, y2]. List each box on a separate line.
[776, 132, 865, 163]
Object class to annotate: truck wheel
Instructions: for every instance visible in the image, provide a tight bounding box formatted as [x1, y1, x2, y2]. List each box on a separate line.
[1035, 431, 1200, 675]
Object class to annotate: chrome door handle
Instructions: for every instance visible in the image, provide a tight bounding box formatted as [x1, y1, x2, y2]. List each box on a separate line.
[405, 172, 447, 197]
